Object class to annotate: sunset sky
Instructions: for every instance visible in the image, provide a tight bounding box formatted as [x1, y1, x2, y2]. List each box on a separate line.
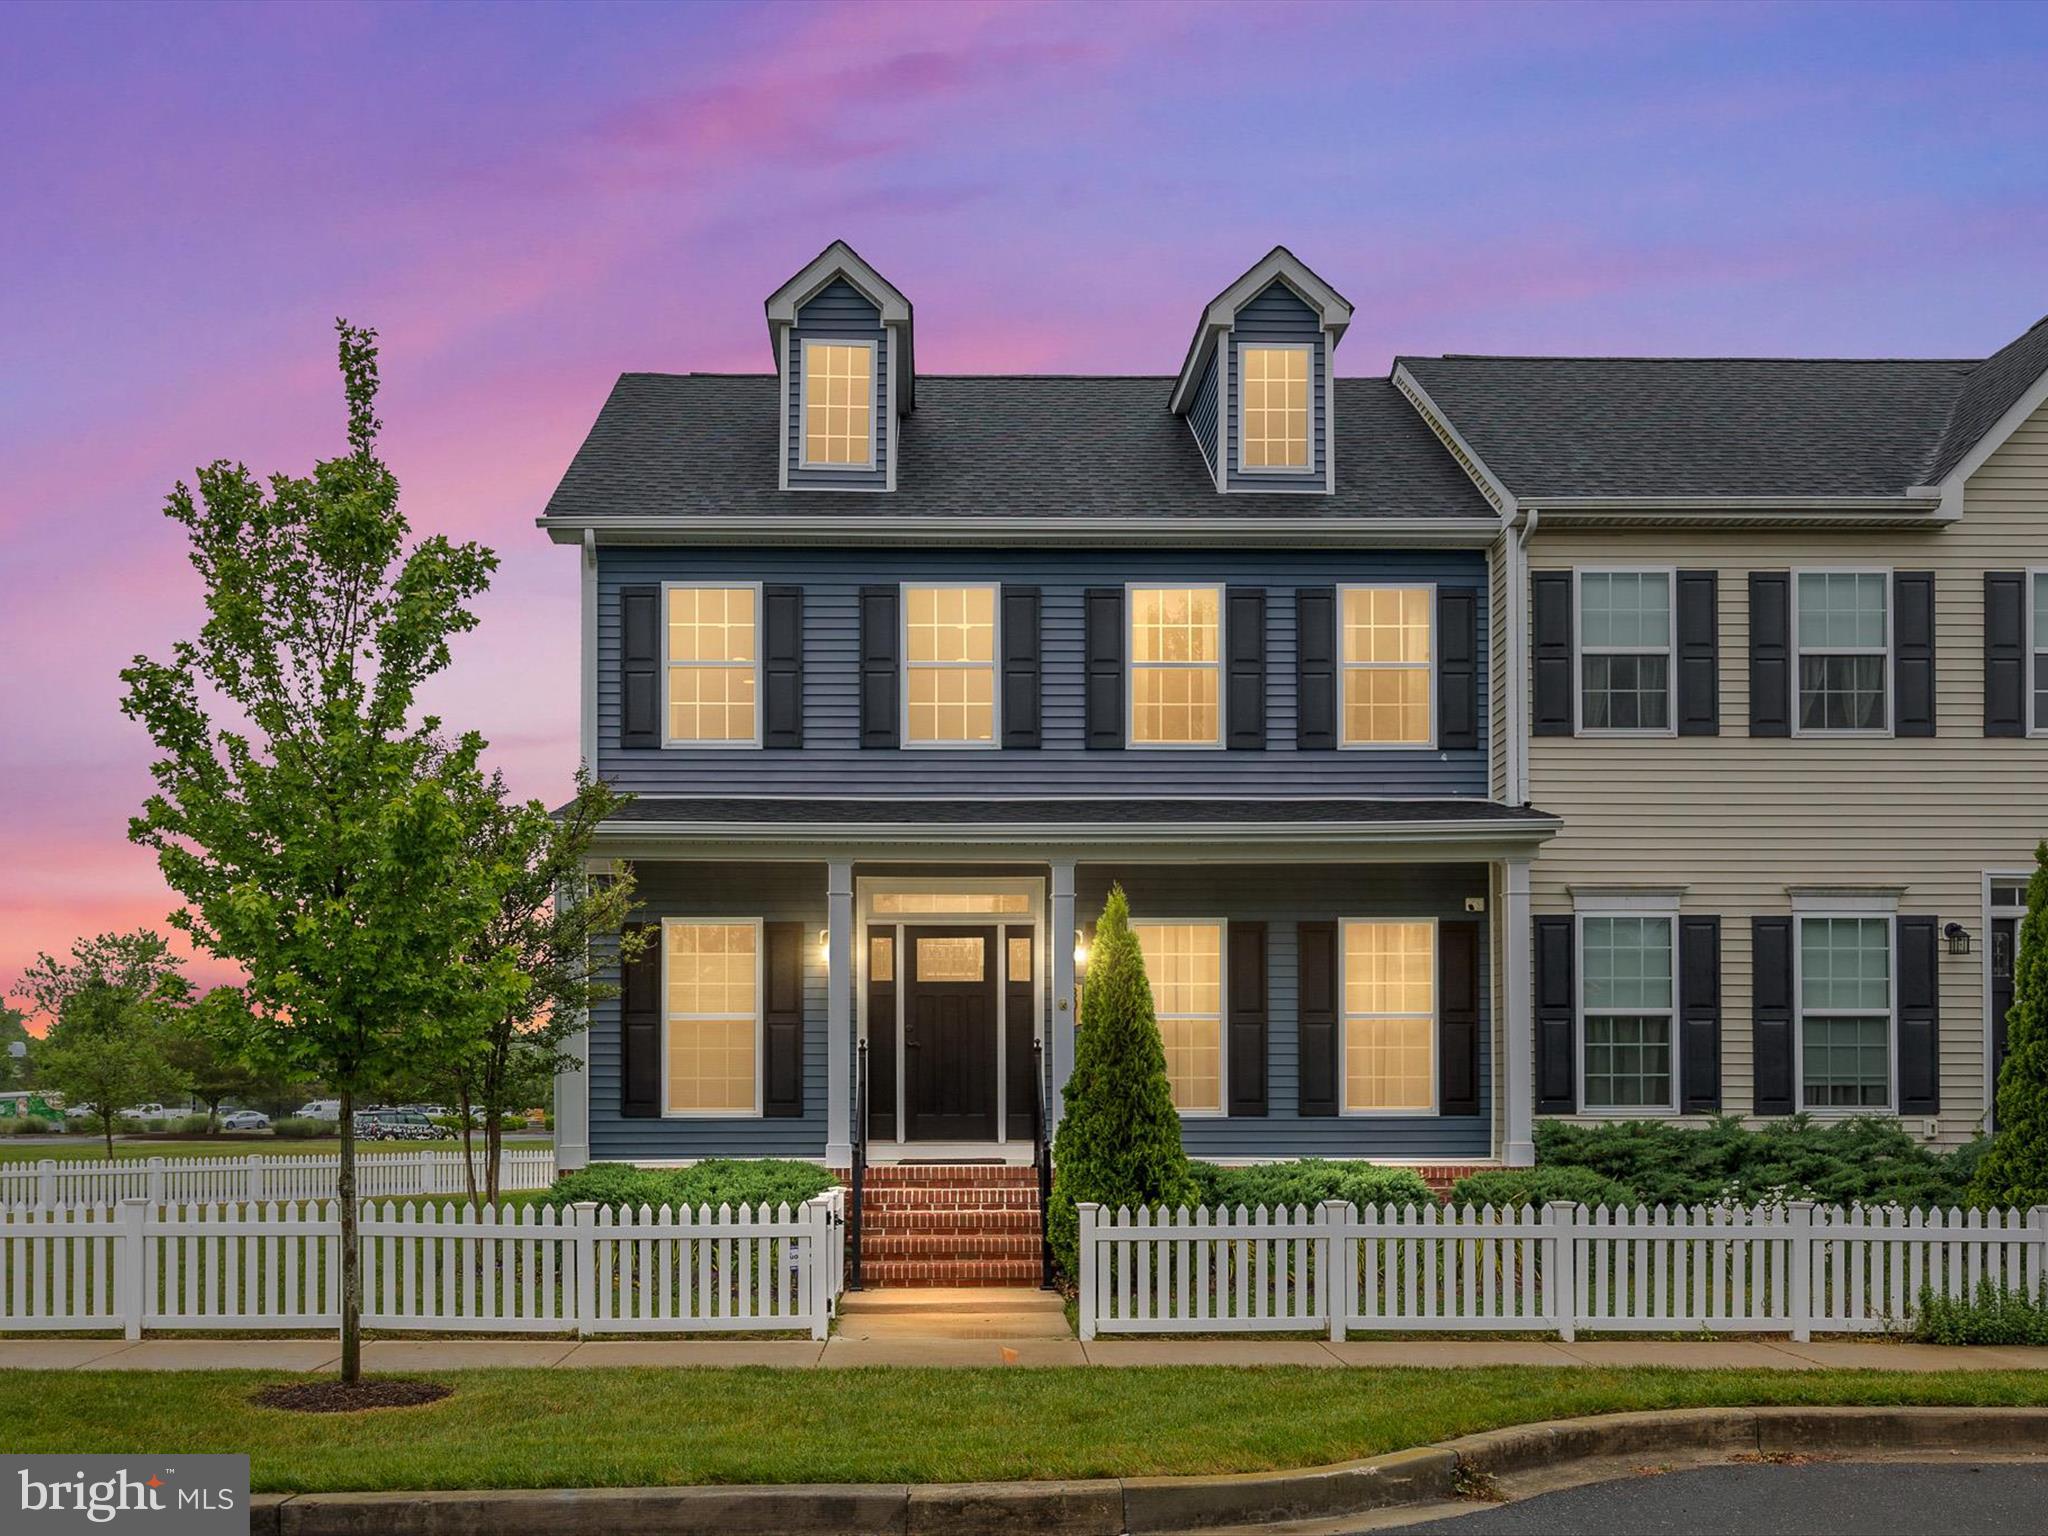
[5, 0, 2047, 1011]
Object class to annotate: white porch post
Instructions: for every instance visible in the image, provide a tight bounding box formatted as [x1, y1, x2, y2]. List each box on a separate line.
[1502, 853, 1536, 1167]
[553, 876, 591, 1172]
[826, 860, 855, 1168]
[1048, 859, 1078, 1144]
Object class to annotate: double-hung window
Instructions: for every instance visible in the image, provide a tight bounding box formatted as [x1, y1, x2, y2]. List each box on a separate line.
[1341, 919, 1435, 1113]
[1577, 570, 1672, 732]
[1129, 585, 1222, 746]
[800, 339, 874, 468]
[1794, 571, 1888, 733]
[1340, 585, 1433, 746]
[663, 919, 762, 1115]
[1797, 915, 1892, 1110]
[1238, 344, 1310, 472]
[903, 585, 996, 746]
[665, 585, 759, 745]
[1131, 921, 1224, 1115]
[1578, 915, 1676, 1111]
[2032, 570, 2048, 733]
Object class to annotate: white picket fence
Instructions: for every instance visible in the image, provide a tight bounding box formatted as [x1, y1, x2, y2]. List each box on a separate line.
[1078, 1199, 2048, 1342]
[0, 1189, 845, 1340]
[0, 1148, 557, 1210]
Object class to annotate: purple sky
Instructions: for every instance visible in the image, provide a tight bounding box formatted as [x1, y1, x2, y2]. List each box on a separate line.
[4, 0, 2046, 1007]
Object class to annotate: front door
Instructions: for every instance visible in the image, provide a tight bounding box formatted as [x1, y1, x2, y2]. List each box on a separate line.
[1992, 914, 2018, 1103]
[904, 925, 999, 1141]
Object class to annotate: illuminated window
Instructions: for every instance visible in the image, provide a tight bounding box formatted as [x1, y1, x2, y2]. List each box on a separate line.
[1239, 345, 1310, 471]
[1341, 586, 1432, 745]
[870, 890, 1030, 915]
[915, 936, 985, 982]
[1342, 920, 1434, 1112]
[1008, 935, 1033, 983]
[904, 586, 996, 745]
[664, 922, 759, 1114]
[665, 586, 758, 744]
[1133, 921, 1223, 1114]
[1129, 586, 1221, 746]
[801, 340, 874, 467]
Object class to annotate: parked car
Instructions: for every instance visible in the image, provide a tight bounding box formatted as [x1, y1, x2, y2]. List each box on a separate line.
[117, 1103, 167, 1122]
[292, 1100, 341, 1122]
[353, 1107, 438, 1141]
[219, 1109, 270, 1131]
[64, 1103, 100, 1121]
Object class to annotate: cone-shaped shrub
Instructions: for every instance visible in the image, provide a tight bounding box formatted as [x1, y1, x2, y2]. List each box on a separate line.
[1047, 885, 1195, 1277]
[1972, 842, 2048, 1209]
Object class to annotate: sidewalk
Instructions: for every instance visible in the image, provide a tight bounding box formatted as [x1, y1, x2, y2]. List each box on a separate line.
[5, 1335, 2047, 1372]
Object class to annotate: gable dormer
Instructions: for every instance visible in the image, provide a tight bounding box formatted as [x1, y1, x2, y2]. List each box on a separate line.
[766, 240, 914, 493]
[1170, 247, 1353, 495]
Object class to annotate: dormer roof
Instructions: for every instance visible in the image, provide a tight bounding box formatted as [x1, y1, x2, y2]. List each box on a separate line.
[764, 239, 916, 412]
[1169, 246, 1354, 414]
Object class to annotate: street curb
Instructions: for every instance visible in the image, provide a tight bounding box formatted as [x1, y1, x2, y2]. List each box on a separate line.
[246, 1406, 2048, 1535]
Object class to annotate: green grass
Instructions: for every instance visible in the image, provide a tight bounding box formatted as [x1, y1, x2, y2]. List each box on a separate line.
[10, 1366, 2048, 1492]
[0, 1137, 549, 1164]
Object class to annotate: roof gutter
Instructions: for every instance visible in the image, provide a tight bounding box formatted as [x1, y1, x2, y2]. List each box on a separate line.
[1525, 494, 1942, 513]
[591, 815, 1560, 847]
[538, 515, 1507, 548]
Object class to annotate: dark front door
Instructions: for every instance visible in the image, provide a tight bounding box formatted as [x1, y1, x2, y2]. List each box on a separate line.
[1992, 914, 2018, 1109]
[904, 925, 999, 1141]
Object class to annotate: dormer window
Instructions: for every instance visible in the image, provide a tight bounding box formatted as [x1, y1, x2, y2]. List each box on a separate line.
[801, 340, 875, 468]
[1239, 344, 1311, 472]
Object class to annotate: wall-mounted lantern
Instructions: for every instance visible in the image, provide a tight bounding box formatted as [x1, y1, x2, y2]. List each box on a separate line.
[1943, 922, 1972, 956]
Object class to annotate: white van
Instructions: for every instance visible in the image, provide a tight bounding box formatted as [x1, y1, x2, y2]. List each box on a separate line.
[292, 1100, 342, 1122]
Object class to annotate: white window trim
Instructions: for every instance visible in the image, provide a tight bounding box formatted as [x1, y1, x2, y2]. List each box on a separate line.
[2028, 566, 2048, 737]
[1792, 911, 1897, 1116]
[660, 580, 763, 749]
[1337, 581, 1438, 750]
[1572, 901, 1681, 1117]
[898, 582, 1001, 751]
[1125, 582, 1225, 750]
[1790, 566, 1893, 739]
[796, 337, 879, 472]
[1572, 565, 1677, 739]
[1338, 915, 1440, 1117]
[660, 916, 766, 1119]
[1132, 916, 1228, 1119]
[1234, 340, 1316, 478]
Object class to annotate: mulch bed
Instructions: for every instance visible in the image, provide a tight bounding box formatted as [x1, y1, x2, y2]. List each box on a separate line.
[251, 1378, 452, 1413]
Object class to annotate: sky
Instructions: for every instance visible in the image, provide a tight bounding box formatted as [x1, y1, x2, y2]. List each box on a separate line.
[3, 0, 2047, 1013]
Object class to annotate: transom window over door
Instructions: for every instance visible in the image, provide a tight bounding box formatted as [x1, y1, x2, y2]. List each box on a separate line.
[801, 340, 874, 467]
[1579, 916, 1675, 1110]
[903, 585, 996, 745]
[665, 586, 758, 745]
[1798, 916, 1892, 1109]
[1578, 570, 1672, 732]
[1238, 345, 1310, 471]
[1341, 586, 1432, 745]
[1342, 920, 1435, 1113]
[664, 921, 761, 1115]
[1795, 572, 1888, 732]
[1132, 921, 1223, 1114]
[1129, 586, 1222, 746]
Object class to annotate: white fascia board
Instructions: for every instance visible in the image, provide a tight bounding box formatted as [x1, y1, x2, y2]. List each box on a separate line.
[540, 515, 1506, 548]
[1915, 356, 2048, 519]
[1391, 364, 1517, 521]
[1170, 247, 1355, 412]
[764, 240, 912, 328]
[591, 816, 1561, 854]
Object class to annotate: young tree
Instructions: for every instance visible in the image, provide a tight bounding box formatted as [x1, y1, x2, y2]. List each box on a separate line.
[167, 988, 266, 1131]
[1046, 885, 1195, 1277]
[1972, 841, 2048, 1209]
[121, 322, 503, 1387]
[0, 1005, 31, 1091]
[21, 932, 190, 1153]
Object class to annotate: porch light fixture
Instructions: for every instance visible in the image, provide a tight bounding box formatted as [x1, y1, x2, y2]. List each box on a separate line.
[1943, 922, 1971, 956]
[1073, 935, 1090, 969]
[816, 928, 830, 958]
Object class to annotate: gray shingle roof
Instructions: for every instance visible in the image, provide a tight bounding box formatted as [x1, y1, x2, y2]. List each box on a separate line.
[1925, 315, 2048, 485]
[539, 374, 1494, 522]
[587, 796, 1553, 826]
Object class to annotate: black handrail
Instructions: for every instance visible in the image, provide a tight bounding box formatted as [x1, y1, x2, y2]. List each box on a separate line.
[1032, 1037, 1055, 1289]
[848, 1039, 867, 1292]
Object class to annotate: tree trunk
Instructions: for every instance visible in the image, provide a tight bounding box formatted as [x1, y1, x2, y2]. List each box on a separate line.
[102, 1116, 115, 1156]
[338, 1086, 360, 1385]
[485, 1109, 503, 1207]
[458, 1084, 479, 1208]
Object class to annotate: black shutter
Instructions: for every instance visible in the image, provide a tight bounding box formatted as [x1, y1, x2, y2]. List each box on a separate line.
[1893, 571, 1936, 738]
[620, 922, 660, 1117]
[1001, 585, 1042, 749]
[1295, 587, 1336, 750]
[1437, 587, 1479, 751]
[1751, 916, 1794, 1115]
[1679, 916, 1722, 1112]
[1438, 920, 1480, 1116]
[1985, 572, 2027, 737]
[1297, 921, 1338, 1116]
[762, 585, 803, 749]
[858, 585, 899, 749]
[620, 585, 660, 749]
[1675, 570, 1719, 736]
[1748, 572, 1791, 737]
[1227, 922, 1268, 1116]
[1531, 571, 1574, 736]
[1226, 587, 1267, 750]
[763, 921, 805, 1118]
[1084, 587, 1124, 749]
[1897, 916, 1940, 1115]
[1534, 915, 1575, 1113]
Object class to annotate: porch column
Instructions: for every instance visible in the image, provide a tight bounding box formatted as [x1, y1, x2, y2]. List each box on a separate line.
[826, 860, 854, 1168]
[1048, 858, 1077, 1143]
[1502, 853, 1537, 1167]
[553, 1009, 590, 1172]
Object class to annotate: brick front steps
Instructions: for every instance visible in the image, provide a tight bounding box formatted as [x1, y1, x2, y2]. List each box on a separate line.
[857, 1163, 1045, 1287]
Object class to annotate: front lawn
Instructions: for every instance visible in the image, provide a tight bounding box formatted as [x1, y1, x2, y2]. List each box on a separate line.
[12, 1366, 2048, 1491]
